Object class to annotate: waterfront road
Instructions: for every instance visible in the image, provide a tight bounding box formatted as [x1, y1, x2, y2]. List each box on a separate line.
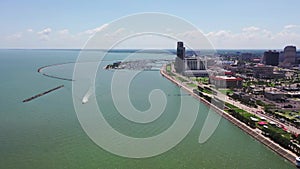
[164, 64, 298, 164]
[169, 64, 300, 135]
[225, 97, 300, 134]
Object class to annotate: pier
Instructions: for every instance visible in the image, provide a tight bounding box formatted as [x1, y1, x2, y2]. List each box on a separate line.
[22, 85, 64, 103]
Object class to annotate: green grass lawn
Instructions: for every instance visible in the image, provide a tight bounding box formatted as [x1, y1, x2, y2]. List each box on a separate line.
[218, 89, 234, 95]
[166, 64, 171, 72]
[187, 83, 197, 88]
[225, 102, 238, 109]
[274, 110, 300, 120]
[202, 89, 212, 94]
[176, 76, 188, 82]
[225, 102, 253, 117]
[194, 77, 209, 84]
[225, 103, 292, 139]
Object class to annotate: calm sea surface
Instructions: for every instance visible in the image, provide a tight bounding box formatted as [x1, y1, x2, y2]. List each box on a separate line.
[0, 49, 295, 169]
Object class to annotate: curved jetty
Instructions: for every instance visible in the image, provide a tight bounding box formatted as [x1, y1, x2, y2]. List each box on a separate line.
[22, 85, 64, 103]
[37, 62, 74, 81]
[41, 73, 73, 81]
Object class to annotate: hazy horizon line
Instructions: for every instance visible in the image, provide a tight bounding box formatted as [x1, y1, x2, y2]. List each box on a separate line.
[0, 48, 291, 51]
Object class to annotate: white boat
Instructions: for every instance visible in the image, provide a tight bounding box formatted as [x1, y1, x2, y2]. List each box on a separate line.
[82, 96, 88, 104]
[82, 84, 93, 104]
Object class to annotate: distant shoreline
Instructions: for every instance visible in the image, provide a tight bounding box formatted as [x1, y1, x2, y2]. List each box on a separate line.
[0, 48, 280, 51]
[0, 48, 288, 51]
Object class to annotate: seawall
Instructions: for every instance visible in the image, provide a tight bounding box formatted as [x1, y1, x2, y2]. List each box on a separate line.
[160, 66, 297, 166]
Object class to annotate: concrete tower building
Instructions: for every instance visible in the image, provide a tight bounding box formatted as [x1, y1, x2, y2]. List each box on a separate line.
[263, 50, 279, 66]
[176, 41, 185, 59]
[283, 46, 297, 66]
[174, 42, 208, 77]
[174, 41, 185, 73]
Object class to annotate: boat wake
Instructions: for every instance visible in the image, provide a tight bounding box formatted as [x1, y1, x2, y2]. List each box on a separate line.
[82, 85, 94, 104]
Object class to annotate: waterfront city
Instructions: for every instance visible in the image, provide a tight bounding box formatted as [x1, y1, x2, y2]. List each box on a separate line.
[1, 1, 300, 169]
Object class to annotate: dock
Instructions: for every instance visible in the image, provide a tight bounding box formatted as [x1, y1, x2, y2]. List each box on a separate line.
[22, 85, 64, 103]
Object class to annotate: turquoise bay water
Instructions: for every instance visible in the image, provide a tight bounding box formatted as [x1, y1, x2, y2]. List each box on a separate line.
[0, 49, 295, 169]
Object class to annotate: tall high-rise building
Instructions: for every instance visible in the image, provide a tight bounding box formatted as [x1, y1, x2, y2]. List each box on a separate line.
[174, 42, 208, 77]
[283, 46, 296, 66]
[174, 42, 185, 73]
[177, 41, 185, 59]
[263, 50, 279, 66]
[297, 51, 300, 64]
[279, 51, 285, 62]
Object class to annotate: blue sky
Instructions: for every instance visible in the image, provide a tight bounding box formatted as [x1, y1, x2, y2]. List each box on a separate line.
[1, 0, 300, 49]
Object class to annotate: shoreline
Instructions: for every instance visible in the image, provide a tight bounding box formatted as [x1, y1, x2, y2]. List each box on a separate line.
[160, 65, 297, 166]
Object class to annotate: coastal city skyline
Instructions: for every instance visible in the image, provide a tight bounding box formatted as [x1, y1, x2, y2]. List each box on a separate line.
[2, 1, 300, 168]
[1, 0, 300, 49]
